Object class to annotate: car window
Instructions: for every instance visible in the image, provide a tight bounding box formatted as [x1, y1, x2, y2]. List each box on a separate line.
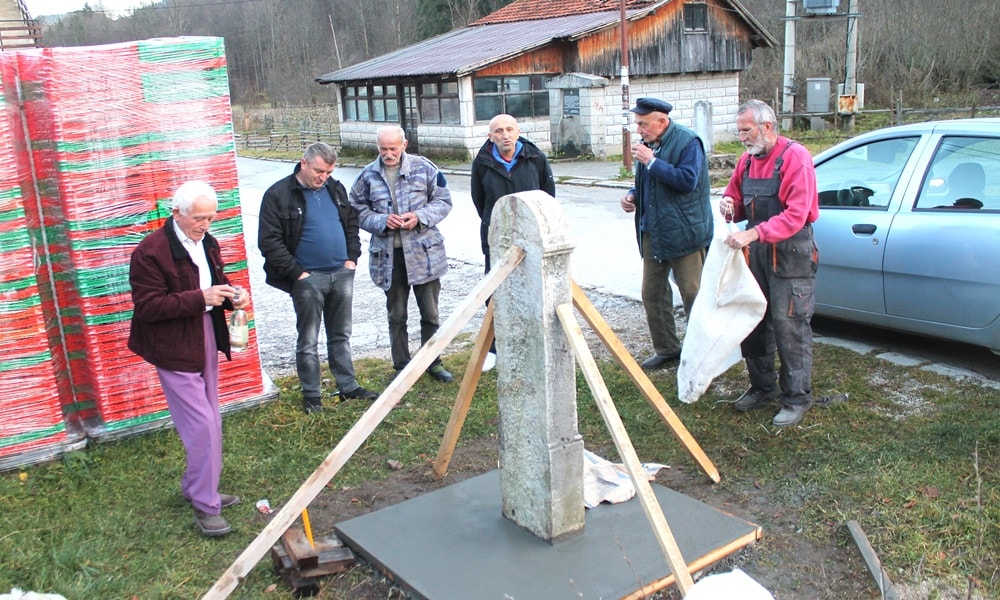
[815, 137, 918, 209]
[915, 136, 1000, 211]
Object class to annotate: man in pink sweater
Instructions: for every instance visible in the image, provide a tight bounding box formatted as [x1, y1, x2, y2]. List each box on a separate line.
[718, 100, 820, 428]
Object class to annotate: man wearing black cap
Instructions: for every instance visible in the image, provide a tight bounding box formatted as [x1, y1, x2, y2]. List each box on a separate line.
[620, 97, 712, 370]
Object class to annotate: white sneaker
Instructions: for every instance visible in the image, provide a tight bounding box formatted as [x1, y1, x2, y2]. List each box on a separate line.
[482, 352, 497, 372]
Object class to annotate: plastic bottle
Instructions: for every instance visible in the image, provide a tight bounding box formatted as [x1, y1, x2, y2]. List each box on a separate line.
[229, 289, 249, 352]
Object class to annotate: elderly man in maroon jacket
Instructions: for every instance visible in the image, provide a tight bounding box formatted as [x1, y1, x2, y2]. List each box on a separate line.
[128, 180, 250, 537]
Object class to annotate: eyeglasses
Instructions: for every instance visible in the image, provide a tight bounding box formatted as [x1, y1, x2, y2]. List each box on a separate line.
[737, 125, 760, 139]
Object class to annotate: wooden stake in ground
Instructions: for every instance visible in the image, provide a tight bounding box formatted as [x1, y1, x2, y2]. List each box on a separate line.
[433, 301, 494, 479]
[556, 302, 695, 594]
[432, 281, 720, 484]
[201, 247, 524, 600]
[571, 281, 720, 483]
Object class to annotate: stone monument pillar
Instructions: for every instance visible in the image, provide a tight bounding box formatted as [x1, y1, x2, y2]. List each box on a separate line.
[490, 190, 584, 542]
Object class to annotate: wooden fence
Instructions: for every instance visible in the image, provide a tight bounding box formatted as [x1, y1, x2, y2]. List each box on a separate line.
[233, 129, 341, 152]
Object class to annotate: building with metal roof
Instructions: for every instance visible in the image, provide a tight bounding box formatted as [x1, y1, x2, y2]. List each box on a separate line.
[316, 0, 775, 159]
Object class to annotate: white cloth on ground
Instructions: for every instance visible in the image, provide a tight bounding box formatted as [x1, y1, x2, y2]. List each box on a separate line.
[582, 449, 668, 508]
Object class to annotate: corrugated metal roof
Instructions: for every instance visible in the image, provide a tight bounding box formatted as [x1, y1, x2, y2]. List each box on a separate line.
[316, 0, 776, 84]
[316, 7, 658, 84]
[473, 0, 657, 25]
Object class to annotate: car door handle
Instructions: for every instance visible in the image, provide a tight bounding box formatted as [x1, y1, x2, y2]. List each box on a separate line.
[852, 224, 877, 235]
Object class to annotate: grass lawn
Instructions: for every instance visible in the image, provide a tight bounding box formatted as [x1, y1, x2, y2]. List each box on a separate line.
[1, 348, 998, 598]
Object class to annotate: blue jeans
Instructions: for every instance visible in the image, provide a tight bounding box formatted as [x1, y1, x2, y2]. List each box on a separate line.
[388, 248, 442, 370]
[291, 269, 359, 399]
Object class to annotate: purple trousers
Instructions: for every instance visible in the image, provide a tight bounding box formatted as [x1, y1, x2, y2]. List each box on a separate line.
[155, 312, 223, 515]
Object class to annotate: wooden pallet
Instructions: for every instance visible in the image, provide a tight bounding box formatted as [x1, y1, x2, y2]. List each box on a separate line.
[270, 528, 356, 597]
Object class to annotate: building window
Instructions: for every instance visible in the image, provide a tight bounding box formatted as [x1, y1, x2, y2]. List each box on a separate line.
[473, 75, 550, 121]
[684, 3, 708, 32]
[342, 84, 398, 122]
[420, 81, 460, 124]
[343, 85, 368, 121]
[371, 85, 399, 122]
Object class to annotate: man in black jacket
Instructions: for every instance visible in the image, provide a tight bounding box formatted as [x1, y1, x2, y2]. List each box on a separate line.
[258, 142, 378, 413]
[471, 114, 556, 370]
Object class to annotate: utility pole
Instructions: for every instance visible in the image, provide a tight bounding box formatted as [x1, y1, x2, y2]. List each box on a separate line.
[842, 0, 859, 132]
[620, 0, 632, 172]
[781, 0, 796, 131]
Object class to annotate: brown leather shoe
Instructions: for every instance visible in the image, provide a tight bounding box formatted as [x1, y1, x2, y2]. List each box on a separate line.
[185, 493, 240, 509]
[194, 508, 231, 537]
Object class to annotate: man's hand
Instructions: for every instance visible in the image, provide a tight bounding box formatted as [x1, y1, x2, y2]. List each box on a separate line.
[719, 196, 736, 219]
[203, 284, 237, 307]
[620, 193, 636, 214]
[386, 212, 418, 230]
[631, 142, 653, 166]
[232, 286, 250, 309]
[726, 227, 759, 249]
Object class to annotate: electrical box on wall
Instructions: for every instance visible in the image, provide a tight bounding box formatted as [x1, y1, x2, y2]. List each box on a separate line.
[806, 78, 832, 113]
[803, 0, 840, 15]
[837, 83, 865, 111]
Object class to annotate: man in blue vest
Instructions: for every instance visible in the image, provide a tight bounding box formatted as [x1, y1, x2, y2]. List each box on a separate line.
[620, 98, 712, 370]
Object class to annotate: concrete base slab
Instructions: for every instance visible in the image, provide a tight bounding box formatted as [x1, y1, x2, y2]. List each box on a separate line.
[335, 470, 760, 599]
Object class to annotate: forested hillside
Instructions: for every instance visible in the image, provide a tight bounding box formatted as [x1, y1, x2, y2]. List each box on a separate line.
[38, 0, 1000, 108]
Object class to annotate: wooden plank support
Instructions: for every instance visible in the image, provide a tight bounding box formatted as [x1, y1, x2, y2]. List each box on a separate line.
[556, 302, 696, 595]
[202, 245, 525, 600]
[571, 280, 721, 483]
[433, 301, 495, 479]
[846, 520, 901, 600]
[270, 544, 319, 597]
[280, 527, 319, 570]
[271, 535, 356, 579]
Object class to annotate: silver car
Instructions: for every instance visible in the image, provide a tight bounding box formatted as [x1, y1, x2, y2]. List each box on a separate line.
[811, 118, 1000, 354]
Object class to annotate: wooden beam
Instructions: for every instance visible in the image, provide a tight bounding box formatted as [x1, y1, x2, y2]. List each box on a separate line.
[201, 246, 525, 599]
[571, 281, 720, 483]
[433, 301, 495, 479]
[846, 520, 901, 600]
[556, 303, 695, 594]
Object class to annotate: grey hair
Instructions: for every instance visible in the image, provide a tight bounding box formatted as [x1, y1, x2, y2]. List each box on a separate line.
[172, 180, 217, 214]
[303, 142, 338, 164]
[376, 125, 406, 143]
[737, 99, 777, 126]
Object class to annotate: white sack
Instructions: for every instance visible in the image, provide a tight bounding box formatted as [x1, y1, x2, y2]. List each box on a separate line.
[677, 228, 767, 404]
[684, 568, 775, 600]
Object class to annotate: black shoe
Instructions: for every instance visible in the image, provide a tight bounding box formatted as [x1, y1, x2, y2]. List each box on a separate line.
[302, 398, 325, 414]
[640, 351, 680, 370]
[341, 386, 378, 401]
[427, 364, 454, 383]
[733, 387, 777, 412]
